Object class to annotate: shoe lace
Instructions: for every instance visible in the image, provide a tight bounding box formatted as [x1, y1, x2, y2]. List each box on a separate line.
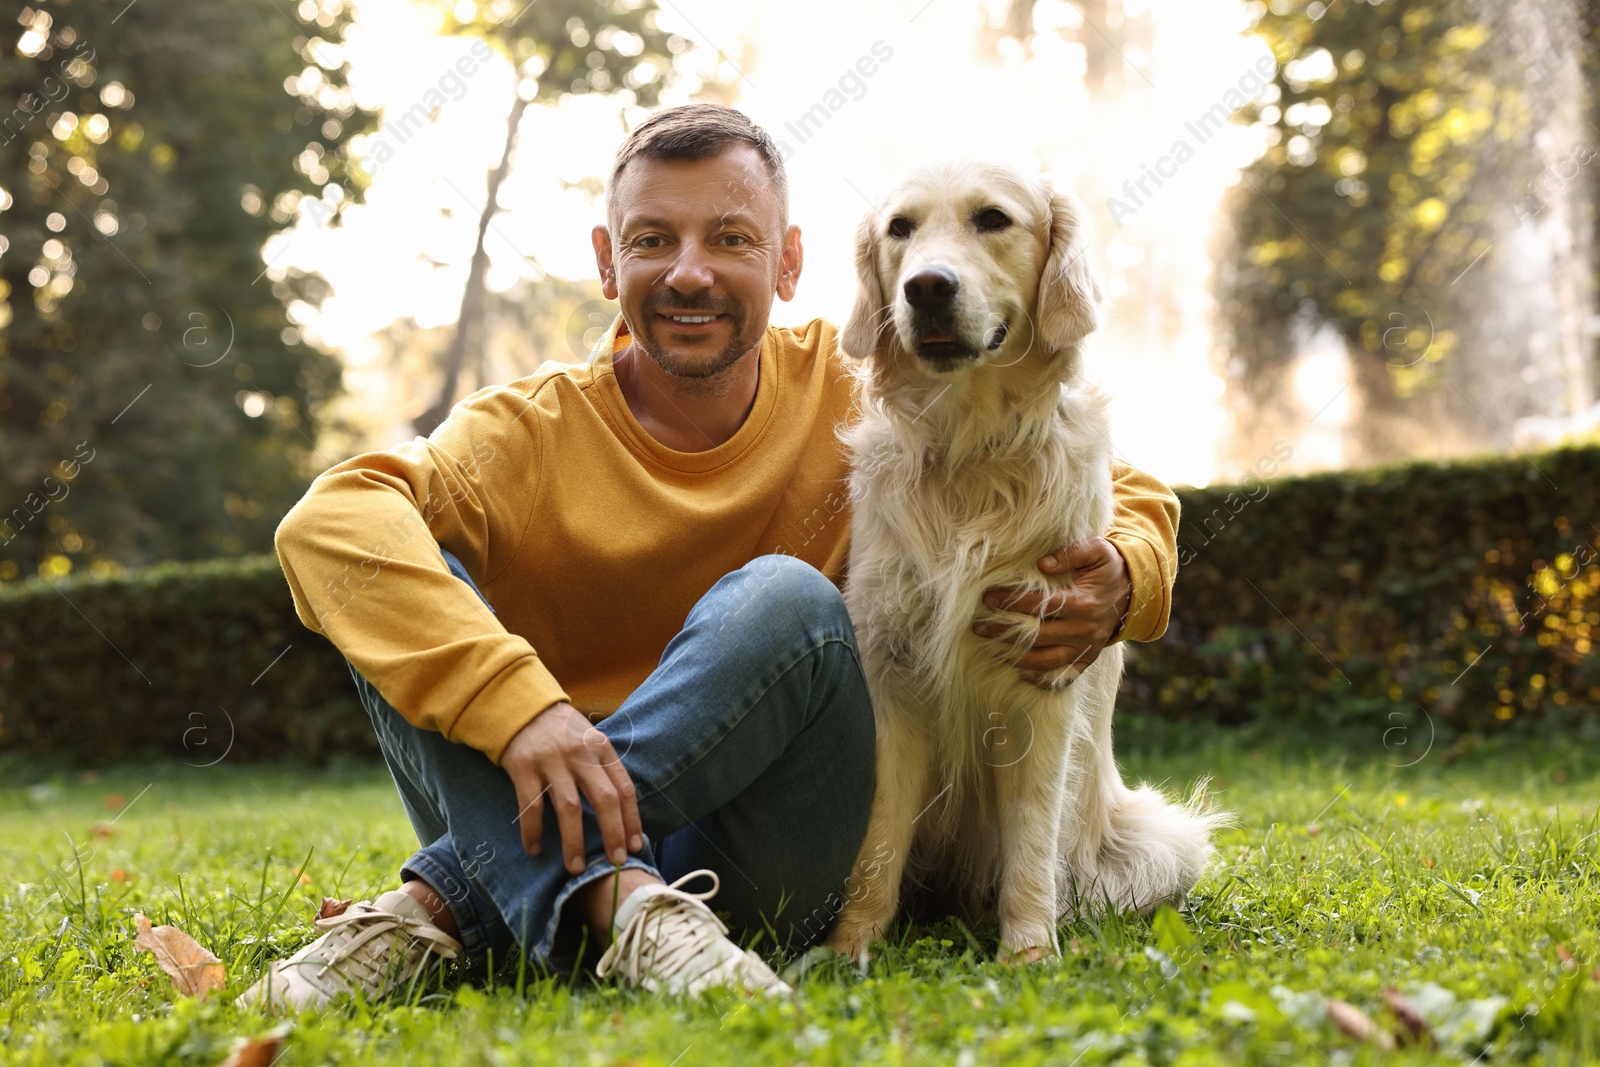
[300, 903, 455, 989]
[599, 870, 736, 986]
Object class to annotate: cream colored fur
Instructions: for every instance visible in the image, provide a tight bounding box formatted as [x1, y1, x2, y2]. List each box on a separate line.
[825, 161, 1227, 962]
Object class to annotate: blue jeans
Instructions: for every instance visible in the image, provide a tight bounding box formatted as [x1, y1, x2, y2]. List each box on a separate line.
[350, 550, 876, 970]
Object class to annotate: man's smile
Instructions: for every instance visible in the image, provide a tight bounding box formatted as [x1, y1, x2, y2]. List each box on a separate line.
[656, 311, 728, 333]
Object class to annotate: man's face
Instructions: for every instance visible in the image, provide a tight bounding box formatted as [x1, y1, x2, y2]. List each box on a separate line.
[594, 145, 802, 378]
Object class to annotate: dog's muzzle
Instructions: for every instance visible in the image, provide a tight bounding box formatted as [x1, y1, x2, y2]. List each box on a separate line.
[902, 267, 984, 367]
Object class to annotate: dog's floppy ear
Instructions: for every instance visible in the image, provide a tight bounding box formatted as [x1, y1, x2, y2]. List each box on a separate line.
[1036, 188, 1103, 350]
[839, 211, 887, 360]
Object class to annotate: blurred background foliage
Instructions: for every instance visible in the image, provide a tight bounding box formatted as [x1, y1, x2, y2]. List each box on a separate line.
[1216, 0, 1598, 468]
[0, 0, 686, 580]
[1, 0, 1598, 587]
[0, 0, 377, 579]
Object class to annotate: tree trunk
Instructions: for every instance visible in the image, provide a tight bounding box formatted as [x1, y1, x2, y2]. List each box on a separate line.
[414, 86, 531, 436]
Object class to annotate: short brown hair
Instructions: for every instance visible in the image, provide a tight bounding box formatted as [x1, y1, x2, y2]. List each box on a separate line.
[608, 104, 789, 228]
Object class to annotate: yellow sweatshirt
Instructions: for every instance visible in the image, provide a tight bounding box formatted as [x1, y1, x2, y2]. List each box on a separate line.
[275, 318, 1180, 763]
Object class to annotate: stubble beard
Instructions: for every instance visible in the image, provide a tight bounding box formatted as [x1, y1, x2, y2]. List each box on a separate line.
[631, 294, 762, 386]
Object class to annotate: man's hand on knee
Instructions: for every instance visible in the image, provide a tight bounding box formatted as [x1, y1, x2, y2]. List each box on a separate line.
[502, 701, 643, 874]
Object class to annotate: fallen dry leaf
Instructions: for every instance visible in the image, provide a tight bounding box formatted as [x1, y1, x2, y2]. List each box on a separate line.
[318, 897, 353, 920]
[1327, 999, 1396, 1050]
[1383, 988, 1434, 1045]
[134, 915, 225, 998]
[91, 821, 118, 840]
[218, 1028, 288, 1067]
[1556, 944, 1577, 971]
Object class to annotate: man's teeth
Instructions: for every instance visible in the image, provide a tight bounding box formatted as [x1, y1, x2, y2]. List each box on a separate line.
[668, 314, 717, 323]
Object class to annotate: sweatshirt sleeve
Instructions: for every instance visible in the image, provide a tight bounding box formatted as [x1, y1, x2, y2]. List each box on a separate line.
[273, 384, 570, 763]
[1104, 461, 1180, 644]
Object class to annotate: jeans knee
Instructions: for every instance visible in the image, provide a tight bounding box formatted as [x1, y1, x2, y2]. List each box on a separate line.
[736, 554, 850, 630]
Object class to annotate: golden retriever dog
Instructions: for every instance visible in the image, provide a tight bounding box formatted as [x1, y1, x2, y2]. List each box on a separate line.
[825, 161, 1226, 962]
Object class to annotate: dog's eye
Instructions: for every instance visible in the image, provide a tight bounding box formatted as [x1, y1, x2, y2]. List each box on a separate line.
[974, 208, 1012, 232]
[887, 216, 914, 239]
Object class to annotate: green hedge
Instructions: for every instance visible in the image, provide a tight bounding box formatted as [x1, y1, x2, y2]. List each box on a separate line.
[1124, 444, 1600, 746]
[3, 447, 1597, 761]
[0, 556, 374, 762]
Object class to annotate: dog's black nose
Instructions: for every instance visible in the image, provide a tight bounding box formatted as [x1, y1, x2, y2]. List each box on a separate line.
[903, 267, 960, 311]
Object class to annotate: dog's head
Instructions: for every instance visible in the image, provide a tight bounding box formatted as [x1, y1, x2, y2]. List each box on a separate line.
[840, 162, 1102, 381]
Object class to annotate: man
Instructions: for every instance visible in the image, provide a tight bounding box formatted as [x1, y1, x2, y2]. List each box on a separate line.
[241, 104, 1180, 1009]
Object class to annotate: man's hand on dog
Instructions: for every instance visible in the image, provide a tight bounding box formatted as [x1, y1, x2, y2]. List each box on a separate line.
[502, 701, 643, 873]
[972, 536, 1132, 686]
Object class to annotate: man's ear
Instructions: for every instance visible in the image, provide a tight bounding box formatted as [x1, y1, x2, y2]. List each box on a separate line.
[839, 211, 887, 360]
[1035, 189, 1103, 350]
[592, 225, 617, 301]
[776, 224, 804, 302]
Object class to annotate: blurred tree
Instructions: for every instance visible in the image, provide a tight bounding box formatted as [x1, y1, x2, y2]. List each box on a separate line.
[366, 274, 609, 446]
[1215, 0, 1592, 469]
[412, 0, 684, 435]
[979, 0, 1154, 92]
[0, 0, 377, 579]
[1580, 0, 1600, 364]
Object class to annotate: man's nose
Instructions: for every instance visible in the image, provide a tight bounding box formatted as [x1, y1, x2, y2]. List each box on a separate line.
[662, 242, 715, 292]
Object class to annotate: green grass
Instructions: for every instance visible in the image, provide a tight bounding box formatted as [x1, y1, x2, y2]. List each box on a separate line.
[2, 728, 1597, 1066]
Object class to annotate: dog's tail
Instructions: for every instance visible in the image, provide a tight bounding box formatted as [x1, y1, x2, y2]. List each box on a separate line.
[1062, 773, 1233, 918]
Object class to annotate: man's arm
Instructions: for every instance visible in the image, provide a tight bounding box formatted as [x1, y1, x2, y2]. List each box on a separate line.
[1103, 460, 1181, 643]
[275, 385, 568, 762]
[279, 386, 642, 867]
[973, 460, 1180, 682]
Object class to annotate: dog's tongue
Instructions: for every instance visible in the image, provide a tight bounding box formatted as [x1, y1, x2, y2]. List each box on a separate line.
[922, 333, 953, 344]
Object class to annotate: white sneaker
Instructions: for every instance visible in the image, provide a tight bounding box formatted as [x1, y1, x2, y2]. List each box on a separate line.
[595, 870, 793, 997]
[236, 890, 462, 1012]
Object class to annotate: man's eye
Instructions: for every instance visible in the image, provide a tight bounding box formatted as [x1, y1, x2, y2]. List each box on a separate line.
[975, 208, 1012, 232]
[887, 216, 914, 239]
[718, 234, 746, 246]
[636, 235, 666, 249]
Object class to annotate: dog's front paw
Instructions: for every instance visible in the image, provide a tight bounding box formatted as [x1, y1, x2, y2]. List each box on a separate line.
[825, 908, 889, 966]
[826, 882, 901, 964]
[826, 904, 894, 964]
[998, 921, 1060, 962]
[997, 943, 1056, 966]
[823, 920, 878, 965]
